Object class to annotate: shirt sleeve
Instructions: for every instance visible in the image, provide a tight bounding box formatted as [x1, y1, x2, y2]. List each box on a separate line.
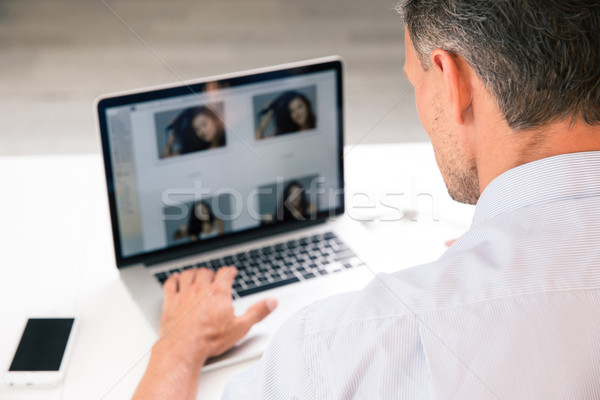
[221, 306, 315, 399]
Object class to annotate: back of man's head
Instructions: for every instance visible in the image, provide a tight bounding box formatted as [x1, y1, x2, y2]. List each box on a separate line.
[398, 0, 600, 131]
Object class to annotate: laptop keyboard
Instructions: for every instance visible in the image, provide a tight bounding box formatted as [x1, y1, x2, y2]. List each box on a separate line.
[153, 231, 364, 298]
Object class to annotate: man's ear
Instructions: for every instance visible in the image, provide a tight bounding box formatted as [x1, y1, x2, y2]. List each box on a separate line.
[430, 49, 472, 125]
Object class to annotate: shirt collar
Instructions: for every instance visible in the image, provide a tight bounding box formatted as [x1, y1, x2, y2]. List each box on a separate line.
[472, 151, 600, 226]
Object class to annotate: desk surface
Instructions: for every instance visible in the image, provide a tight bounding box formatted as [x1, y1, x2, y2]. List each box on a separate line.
[0, 143, 474, 399]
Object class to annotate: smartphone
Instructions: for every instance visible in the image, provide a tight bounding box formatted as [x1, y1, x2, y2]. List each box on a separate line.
[4, 318, 77, 387]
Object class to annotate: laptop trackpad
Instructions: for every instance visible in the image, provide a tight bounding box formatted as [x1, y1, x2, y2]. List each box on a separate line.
[202, 334, 268, 372]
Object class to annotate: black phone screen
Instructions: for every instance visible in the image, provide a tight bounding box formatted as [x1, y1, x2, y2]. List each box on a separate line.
[9, 318, 74, 371]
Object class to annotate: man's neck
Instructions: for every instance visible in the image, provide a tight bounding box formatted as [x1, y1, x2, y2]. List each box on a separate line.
[477, 119, 600, 194]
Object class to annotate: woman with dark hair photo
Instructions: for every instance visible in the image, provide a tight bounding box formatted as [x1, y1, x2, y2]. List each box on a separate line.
[255, 91, 316, 139]
[173, 200, 224, 241]
[161, 105, 226, 158]
[261, 181, 317, 223]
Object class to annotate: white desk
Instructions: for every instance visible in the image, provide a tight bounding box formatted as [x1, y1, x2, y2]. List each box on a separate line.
[0, 143, 474, 399]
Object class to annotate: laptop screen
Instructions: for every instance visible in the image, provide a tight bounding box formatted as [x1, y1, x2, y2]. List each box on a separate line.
[97, 58, 344, 266]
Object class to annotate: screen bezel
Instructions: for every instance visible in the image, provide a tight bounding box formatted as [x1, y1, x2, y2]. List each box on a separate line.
[97, 58, 345, 268]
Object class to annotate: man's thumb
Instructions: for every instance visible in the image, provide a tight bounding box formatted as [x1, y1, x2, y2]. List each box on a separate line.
[241, 298, 278, 326]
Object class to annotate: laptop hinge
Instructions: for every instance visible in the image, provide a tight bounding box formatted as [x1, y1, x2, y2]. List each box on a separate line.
[144, 217, 327, 267]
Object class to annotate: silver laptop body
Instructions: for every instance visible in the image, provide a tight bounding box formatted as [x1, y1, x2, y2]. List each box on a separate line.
[96, 57, 383, 371]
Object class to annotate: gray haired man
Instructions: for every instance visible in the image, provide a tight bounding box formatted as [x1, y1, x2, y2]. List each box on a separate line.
[136, 1, 600, 398]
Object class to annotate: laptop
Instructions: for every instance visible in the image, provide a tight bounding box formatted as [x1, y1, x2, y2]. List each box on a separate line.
[96, 56, 385, 371]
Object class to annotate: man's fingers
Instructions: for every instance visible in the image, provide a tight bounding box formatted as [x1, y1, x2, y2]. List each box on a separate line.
[214, 266, 237, 292]
[195, 267, 215, 287]
[445, 239, 457, 247]
[163, 273, 179, 297]
[237, 298, 278, 331]
[179, 268, 196, 288]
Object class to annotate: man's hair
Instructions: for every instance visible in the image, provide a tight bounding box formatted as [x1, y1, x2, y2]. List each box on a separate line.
[398, 0, 600, 130]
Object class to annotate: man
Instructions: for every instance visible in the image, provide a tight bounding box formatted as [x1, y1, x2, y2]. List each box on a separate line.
[135, 0, 600, 398]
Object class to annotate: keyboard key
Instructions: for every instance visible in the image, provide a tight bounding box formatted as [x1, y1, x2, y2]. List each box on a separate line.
[330, 263, 344, 273]
[224, 256, 235, 265]
[182, 265, 194, 270]
[334, 249, 356, 262]
[156, 272, 168, 284]
[236, 277, 300, 297]
[303, 272, 316, 279]
[268, 272, 283, 280]
[334, 243, 350, 252]
[249, 249, 260, 258]
[169, 268, 181, 274]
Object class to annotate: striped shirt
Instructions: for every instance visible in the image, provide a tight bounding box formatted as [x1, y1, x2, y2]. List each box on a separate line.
[223, 151, 600, 399]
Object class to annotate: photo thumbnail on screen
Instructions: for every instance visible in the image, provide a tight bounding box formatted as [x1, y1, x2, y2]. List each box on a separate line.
[163, 194, 234, 246]
[254, 86, 317, 140]
[156, 102, 226, 159]
[257, 175, 320, 225]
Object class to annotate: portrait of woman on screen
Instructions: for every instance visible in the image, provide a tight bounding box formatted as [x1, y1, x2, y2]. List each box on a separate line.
[255, 90, 316, 140]
[173, 200, 225, 241]
[161, 105, 226, 158]
[261, 181, 318, 224]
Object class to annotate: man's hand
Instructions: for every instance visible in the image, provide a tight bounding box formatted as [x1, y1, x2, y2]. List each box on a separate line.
[133, 266, 278, 400]
[159, 266, 277, 363]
